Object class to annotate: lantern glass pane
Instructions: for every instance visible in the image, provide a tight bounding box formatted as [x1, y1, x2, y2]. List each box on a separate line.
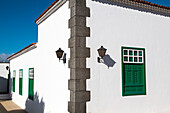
[98, 50, 106, 57]
[57, 52, 63, 58]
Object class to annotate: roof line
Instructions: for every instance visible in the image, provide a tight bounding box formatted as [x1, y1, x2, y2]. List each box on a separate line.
[131, 0, 170, 10]
[35, 0, 170, 24]
[35, 0, 58, 23]
[7, 43, 37, 60]
[0, 62, 9, 63]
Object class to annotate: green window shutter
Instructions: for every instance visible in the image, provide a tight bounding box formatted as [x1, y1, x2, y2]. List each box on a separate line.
[122, 47, 146, 96]
[28, 68, 34, 100]
[19, 69, 23, 95]
[13, 70, 16, 92]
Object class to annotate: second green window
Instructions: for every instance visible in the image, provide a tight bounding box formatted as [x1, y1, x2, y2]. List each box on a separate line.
[19, 69, 23, 95]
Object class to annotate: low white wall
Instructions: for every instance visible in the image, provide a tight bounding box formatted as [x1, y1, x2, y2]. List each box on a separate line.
[0, 63, 9, 93]
[87, 0, 170, 113]
[10, 1, 69, 113]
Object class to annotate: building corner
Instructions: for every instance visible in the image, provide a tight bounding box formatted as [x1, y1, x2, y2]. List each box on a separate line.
[68, 0, 91, 112]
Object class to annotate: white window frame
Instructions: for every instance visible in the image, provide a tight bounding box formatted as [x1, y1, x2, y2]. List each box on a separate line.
[29, 69, 34, 79]
[13, 70, 16, 77]
[123, 49, 143, 64]
[19, 70, 23, 78]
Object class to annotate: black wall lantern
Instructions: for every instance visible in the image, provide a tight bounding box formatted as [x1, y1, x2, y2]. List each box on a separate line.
[6, 66, 9, 70]
[97, 46, 107, 63]
[56, 48, 66, 64]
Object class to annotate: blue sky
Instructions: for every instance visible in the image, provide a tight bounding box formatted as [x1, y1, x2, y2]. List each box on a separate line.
[0, 0, 55, 56]
[0, 0, 170, 61]
[147, 0, 170, 6]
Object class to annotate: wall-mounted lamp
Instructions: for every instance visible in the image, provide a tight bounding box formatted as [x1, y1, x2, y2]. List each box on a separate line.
[97, 46, 107, 63]
[6, 66, 9, 70]
[56, 48, 66, 64]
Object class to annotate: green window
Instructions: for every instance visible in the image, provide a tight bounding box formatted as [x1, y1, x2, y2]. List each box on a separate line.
[19, 69, 23, 95]
[28, 68, 34, 100]
[13, 70, 16, 92]
[121, 47, 146, 96]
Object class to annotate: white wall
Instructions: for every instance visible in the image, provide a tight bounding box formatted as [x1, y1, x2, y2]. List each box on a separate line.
[87, 0, 170, 113]
[10, 1, 70, 113]
[0, 63, 9, 93]
[10, 47, 38, 109]
[37, 1, 70, 113]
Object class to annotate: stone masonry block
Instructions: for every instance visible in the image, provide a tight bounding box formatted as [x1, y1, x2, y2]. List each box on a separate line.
[71, 26, 90, 37]
[68, 36, 86, 48]
[68, 58, 86, 69]
[70, 47, 90, 58]
[71, 6, 90, 17]
[70, 68, 90, 80]
[68, 37, 79, 48]
[68, 79, 86, 91]
[70, 36, 86, 48]
[69, 16, 86, 28]
[79, 37, 86, 47]
[69, 0, 86, 8]
[68, 101, 86, 113]
[78, 58, 86, 68]
[70, 91, 90, 102]
[68, 59, 71, 68]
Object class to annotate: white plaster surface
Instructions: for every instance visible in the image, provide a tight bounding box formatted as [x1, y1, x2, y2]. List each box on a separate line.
[87, 0, 170, 113]
[10, 1, 70, 113]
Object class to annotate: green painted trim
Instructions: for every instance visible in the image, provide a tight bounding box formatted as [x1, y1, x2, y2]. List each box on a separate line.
[28, 68, 34, 100]
[19, 69, 23, 95]
[13, 70, 16, 92]
[121, 47, 124, 96]
[13, 78, 15, 92]
[121, 46, 146, 96]
[7, 73, 10, 93]
[143, 48, 147, 95]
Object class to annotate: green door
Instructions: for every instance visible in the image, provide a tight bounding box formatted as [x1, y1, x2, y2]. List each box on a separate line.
[123, 64, 145, 95]
[28, 68, 34, 100]
[19, 69, 23, 95]
[122, 47, 146, 96]
[13, 70, 16, 92]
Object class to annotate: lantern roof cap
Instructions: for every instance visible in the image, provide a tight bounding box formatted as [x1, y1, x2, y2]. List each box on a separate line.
[98, 46, 107, 51]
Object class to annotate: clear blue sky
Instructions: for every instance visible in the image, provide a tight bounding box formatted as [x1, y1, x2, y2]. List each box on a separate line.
[0, 0, 170, 58]
[0, 0, 55, 55]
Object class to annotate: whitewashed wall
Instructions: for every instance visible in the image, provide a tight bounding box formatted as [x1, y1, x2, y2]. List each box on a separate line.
[87, 0, 170, 113]
[37, 1, 69, 113]
[10, 1, 69, 113]
[10, 47, 38, 108]
[0, 63, 9, 93]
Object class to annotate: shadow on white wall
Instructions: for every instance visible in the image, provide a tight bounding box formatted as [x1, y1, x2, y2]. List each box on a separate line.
[99, 54, 116, 68]
[25, 92, 45, 113]
[0, 76, 8, 93]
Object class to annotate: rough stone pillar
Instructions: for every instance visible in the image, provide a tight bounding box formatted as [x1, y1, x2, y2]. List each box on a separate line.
[68, 0, 90, 113]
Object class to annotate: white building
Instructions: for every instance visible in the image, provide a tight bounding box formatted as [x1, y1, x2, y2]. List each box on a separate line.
[0, 62, 11, 99]
[7, 0, 170, 113]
